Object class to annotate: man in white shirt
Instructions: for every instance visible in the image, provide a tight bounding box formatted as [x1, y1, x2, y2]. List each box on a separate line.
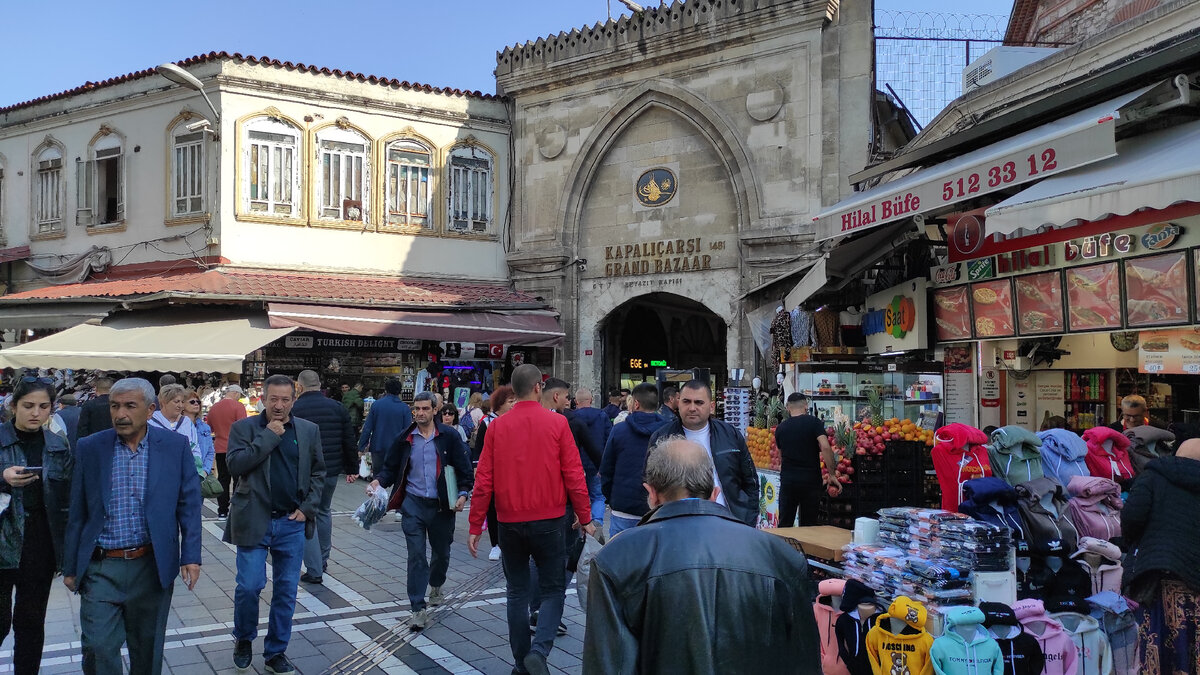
[648, 380, 759, 526]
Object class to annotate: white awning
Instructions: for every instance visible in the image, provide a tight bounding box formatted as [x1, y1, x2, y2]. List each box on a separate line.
[984, 120, 1200, 235]
[813, 85, 1156, 242]
[0, 311, 293, 373]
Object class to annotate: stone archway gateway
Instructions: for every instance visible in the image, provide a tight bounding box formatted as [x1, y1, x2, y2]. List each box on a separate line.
[598, 292, 727, 392]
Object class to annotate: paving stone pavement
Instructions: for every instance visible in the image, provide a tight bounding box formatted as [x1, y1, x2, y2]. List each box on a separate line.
[0, 481, 592, 675]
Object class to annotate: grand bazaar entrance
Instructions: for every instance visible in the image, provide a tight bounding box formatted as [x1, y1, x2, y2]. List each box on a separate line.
[599, 292, 726, 393]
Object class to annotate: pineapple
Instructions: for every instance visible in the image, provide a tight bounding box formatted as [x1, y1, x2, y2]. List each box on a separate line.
[752, 398, 768, 430]
[865, 388, 884, 428]
[766, 396, 785, 428]
[834, 420, 856, 456]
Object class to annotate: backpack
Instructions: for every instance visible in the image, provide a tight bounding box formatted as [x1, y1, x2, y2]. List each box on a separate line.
[1014, 477, 1080, 555]
[1065, 476, 1122, 543]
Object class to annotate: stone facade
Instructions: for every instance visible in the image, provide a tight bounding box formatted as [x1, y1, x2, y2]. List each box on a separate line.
[1005, 0, 1164, 46]
[498, 0, 873, 389]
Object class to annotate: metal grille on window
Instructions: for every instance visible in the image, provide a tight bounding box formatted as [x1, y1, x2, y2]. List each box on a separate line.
[37, 156, 62, 232]
[173, 131, 204, 216]
[247, 129, 297, 216]
[386, 142, 431, 228]
[320, 140, 367, 221]
[450, 156, 491, 232]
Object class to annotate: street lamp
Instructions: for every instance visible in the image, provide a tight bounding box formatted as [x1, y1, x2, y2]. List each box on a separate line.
[155, 63, 221, 130]
[617, 0, 645, 10]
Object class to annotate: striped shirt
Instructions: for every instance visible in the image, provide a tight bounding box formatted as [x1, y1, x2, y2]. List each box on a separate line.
[97, 435, 151, 549]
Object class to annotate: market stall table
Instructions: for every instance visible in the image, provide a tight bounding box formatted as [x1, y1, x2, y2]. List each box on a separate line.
[765, 525, 853, 564]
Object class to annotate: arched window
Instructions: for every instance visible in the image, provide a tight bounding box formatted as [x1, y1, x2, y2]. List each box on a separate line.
[78, 129, 126, 227]
[241, 116, 302, 218]
[384, 139, 432, 229]
[32, 142, 64, 234]
[170, 119, 207, 217]
[448, 145, 493, 233]
[315, 126, 370, 222]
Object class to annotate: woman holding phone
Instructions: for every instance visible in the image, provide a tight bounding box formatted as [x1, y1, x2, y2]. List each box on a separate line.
[0, 376, 72, 673]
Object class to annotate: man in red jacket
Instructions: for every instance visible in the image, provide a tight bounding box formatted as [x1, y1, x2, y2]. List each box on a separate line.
[468, 364, 594, 675]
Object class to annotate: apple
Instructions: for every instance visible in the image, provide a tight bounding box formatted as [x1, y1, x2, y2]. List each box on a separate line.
[827, 486, 840, 497]
[856, 448, 867, 455]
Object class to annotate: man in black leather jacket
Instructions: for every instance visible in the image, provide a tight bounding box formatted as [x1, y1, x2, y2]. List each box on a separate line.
[582, 436, 820, 674]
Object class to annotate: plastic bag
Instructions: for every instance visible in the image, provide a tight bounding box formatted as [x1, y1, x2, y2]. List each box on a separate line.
[574, 534, 603, 612]
[358, 454, 372, 479]
[352, 486, 389, 530]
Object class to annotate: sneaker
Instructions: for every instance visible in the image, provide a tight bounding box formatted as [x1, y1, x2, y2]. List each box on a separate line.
[217, 513, 228, 521]
[488, 546, 502, 561]
[394, 511, 403, 522]
[523, 651, 550, 675]
[428, 585, 445, 606]
[232, 639, 252, 671]
[264, 653, 295, 674]
[556, 621, 568, 636]
[300, 573, 323, 585]
[410, 608, 429, 631]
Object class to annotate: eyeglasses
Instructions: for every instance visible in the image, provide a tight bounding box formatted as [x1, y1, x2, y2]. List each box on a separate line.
[20, 377, 54, 385]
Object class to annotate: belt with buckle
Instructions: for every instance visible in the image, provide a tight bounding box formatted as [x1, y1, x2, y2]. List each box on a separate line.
[94, 544, 152, 561]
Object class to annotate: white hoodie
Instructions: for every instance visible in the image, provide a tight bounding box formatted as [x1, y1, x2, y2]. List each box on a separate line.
[1050, 611, 1112, 675]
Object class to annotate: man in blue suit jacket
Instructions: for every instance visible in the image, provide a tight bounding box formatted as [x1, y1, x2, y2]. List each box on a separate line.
[358, 377, 412, 476]
[63, 378, 203, 675]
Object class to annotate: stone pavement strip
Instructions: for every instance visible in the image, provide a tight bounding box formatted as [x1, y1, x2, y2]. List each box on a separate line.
[0, 481, 589, 675]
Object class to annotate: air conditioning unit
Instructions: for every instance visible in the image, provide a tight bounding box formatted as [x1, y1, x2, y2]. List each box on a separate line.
[964, 47, 1060, 93]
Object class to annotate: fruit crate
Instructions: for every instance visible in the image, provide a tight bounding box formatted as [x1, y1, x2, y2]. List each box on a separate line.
[854, 454, 885, 475]
[884, 440, 925, 471]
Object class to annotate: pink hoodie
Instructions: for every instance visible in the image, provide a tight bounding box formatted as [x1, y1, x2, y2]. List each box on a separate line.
[1081, 427, 1134, 484]
[814, 579, 851, 675]
[1014, 599, 1079, 675]
[1066, 476, 1123, 542]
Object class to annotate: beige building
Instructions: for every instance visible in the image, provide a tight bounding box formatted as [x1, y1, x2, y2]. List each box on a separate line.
[499, 0, 875, 390]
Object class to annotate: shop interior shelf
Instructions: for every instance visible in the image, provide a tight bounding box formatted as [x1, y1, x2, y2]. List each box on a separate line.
[1064, 398, 1106, 404]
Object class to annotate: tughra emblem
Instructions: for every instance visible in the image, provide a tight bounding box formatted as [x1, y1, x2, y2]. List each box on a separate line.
[636, 168, 677, 207]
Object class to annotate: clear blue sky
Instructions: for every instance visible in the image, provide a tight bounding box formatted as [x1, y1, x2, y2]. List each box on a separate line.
[0, 0, 1011, 108]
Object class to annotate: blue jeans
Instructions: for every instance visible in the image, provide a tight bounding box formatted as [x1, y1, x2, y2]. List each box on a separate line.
[499, 516, 568, 669]
[400, 494, 456, 611]
[586, 473, 605, 527]
[233, 516, 306, 658]
[303, 474, 340, 576]
[609, 514, 640, 537]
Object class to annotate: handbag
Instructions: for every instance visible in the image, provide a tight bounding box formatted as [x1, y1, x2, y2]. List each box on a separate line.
[200, 471, 223, 499]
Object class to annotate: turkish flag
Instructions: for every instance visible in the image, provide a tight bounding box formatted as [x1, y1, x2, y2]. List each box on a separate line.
[489, 344, 504, 359]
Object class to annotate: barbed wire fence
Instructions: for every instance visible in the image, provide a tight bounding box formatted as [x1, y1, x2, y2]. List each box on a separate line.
[875, 10, 1009, 129]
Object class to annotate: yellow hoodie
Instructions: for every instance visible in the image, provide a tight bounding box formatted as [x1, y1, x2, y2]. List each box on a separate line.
[865, 596, 935, 675]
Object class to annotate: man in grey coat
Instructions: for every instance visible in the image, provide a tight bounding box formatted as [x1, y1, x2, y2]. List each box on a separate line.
[223, 374, 325, 675]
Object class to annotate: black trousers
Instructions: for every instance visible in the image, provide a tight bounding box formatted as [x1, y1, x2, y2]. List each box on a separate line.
[215, 452, 231, 515]
[0, 513, 55, 675]
[778, 478, 822, 528]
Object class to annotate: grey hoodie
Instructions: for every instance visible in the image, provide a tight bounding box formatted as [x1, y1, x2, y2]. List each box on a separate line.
[989, 426, 1045, 486]
[1124, 425, 1175, 474]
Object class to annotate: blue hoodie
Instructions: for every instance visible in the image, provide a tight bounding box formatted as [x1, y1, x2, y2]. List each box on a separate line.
[1036, 429, 1090, 488]
[931, 606, 1005, 675]
[1086, 592, 1137, 675]
[599, 410, 668, 517]
[958, 477, 1027, 547]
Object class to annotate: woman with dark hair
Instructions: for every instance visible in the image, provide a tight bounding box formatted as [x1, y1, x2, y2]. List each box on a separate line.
[439, 404, 468, 442]
[473, 386, 515, 562]
[0, 377, 72, 673]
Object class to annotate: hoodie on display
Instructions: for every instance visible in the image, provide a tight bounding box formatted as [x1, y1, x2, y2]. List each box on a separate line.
[1080, 427, 1135, 485]
[866, 596, 935, 675]
[1086, 592, 1138, 675]
[1012, 599, 1078, 675]
[958, 478, 1028, 550]
[835, 579, 879, 675]
[1014, 477, 1080, 555]
[1047, 600, 1113, 675]
[814, 579, 851, 675]
[930, 606, 1004, 675]
[1065, 476, 1123, 543]
[1037, 429, 1091, 488]
[1070, 537, 1123, 596]
[979, 602, 1045, 675]
[987, 426, 1045, 486]
[932, 424, 993, 512]
[1123, 424, 1175, 474]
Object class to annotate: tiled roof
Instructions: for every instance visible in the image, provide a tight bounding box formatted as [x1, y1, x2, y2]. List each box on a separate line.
[0, 269, 542, 308]
[1, 51, 499, 114]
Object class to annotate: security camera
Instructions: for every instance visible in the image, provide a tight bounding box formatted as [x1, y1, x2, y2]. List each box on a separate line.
[186, 120, 212, 132]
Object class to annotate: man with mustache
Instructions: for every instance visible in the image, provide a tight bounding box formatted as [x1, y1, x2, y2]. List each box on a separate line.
[224, 375, 325, 674]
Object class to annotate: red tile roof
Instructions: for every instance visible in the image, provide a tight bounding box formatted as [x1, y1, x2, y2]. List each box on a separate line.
[0, 51, 500, 114]
[0, 269, 542, 309]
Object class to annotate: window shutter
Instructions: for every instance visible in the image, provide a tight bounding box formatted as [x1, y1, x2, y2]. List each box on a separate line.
[115, 154, 125, 222]
[75, 158, 93, 226]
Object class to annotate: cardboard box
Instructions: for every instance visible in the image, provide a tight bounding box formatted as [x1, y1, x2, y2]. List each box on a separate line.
[765, 526, 853, 562]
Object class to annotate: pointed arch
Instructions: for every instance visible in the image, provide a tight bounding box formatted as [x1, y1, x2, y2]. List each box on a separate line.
[558, 79, 760, 251]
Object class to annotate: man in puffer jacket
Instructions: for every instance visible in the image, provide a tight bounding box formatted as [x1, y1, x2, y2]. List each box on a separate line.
[987, 426, 1044, 486]
[813, 579, 850, 675]
[1065, 476, 1122, 543]
[1081, 426, 1134, 486]
[1037, 429, 1090, 487]
[1124, 424, 1174, 473]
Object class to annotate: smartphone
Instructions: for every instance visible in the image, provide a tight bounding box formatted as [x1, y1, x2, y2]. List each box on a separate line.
[20, 467, 42, 476]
